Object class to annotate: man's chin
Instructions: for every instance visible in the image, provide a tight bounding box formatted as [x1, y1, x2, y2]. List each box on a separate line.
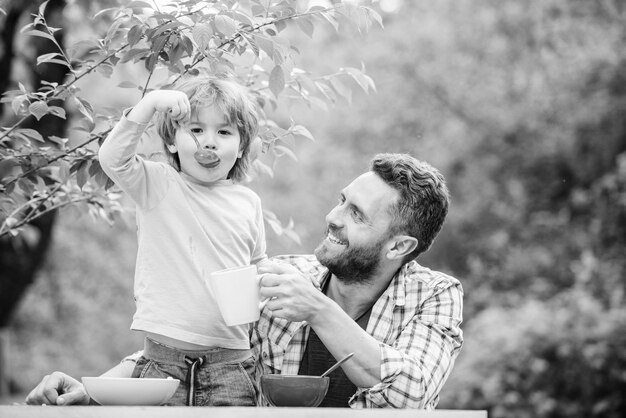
[314, 242, 335, 267]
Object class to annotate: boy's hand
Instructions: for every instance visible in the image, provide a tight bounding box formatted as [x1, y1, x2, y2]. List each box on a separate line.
[127, 90, 191, 125]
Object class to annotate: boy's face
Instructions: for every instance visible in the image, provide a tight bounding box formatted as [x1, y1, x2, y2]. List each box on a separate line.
[171, 104, 242, 183]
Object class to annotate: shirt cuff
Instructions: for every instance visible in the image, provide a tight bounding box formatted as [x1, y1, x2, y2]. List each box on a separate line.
[350, 343, 403, 407]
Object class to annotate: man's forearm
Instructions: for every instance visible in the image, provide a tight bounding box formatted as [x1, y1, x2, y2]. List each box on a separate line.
[308, 298, 382, 388]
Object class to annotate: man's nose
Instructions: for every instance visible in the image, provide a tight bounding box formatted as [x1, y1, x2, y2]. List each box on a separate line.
[325, 205, 344, 228]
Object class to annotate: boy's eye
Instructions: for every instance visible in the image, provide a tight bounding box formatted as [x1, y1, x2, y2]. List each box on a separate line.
[191, 127, 203, 134]
[218, 129, 232, 135]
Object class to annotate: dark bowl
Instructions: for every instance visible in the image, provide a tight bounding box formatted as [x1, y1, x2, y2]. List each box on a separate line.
[260, 374, 330, 407]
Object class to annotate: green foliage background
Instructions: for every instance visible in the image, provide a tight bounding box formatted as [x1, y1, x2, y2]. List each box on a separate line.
[3, 0, 626, 416]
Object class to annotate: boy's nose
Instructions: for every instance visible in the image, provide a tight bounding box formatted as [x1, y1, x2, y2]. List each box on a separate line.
[202, 134, 217, 149]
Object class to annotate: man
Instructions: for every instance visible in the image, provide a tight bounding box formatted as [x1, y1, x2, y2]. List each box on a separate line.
[25, 153, 463, 409]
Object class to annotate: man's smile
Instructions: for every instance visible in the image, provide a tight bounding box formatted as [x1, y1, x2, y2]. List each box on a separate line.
[327, 230, 347, 246]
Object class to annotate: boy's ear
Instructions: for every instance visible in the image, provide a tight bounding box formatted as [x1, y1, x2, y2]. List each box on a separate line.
[166, 143, 177, 153]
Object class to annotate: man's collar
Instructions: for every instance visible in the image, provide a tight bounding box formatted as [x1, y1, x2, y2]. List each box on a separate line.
[313, 261, 414, 308]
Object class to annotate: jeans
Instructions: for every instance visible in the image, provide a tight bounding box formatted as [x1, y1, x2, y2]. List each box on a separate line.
[131, 337, 258, 406]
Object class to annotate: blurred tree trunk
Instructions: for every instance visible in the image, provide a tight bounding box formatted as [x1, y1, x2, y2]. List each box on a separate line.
[0, 0, 67, 395]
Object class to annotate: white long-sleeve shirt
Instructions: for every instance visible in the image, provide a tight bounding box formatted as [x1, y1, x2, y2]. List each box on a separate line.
[99, 115, 267, 349]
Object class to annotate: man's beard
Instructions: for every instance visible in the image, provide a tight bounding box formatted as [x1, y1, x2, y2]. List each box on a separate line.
[314, 231, 387, 285]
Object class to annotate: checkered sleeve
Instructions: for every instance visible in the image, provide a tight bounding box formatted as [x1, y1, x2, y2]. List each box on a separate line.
[359, 282, 464, 408]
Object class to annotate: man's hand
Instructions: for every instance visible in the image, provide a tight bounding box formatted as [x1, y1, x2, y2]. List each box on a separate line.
[25, 372, 90, 406]
[258, 261, 324, 322]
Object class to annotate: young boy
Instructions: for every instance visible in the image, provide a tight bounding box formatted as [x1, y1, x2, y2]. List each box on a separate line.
[98, 74, 266, 406]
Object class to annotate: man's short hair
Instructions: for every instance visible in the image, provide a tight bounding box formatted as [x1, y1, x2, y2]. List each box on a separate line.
[370, 153, 450, 260]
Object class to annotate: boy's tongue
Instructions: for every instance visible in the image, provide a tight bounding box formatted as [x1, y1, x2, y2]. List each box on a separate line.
[194, 149, 220, 167]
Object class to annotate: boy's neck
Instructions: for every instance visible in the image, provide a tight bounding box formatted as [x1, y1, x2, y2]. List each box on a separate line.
[179, 171, 233, 187]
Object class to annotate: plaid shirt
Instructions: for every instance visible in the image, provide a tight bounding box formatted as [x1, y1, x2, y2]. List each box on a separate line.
[251, 254, 464, 409]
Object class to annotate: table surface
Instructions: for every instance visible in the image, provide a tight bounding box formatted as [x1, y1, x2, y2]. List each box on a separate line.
[0, 406, 487, 418]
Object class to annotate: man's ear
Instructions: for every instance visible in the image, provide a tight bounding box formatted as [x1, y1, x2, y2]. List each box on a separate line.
[386, 235, 418, 260]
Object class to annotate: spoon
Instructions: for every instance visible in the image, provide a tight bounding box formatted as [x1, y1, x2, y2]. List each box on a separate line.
[320, 352, 354, 378]
[181, 125, 220, 168]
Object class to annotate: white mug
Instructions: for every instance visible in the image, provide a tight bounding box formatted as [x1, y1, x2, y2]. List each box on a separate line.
[207, 265, 262, 326]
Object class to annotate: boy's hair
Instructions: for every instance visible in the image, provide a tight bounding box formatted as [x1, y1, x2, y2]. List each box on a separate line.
[155, 74, 259, 182]
[370, 153, 450, 260]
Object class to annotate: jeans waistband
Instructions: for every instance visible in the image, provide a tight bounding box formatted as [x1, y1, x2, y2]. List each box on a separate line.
[143, 337, 252, 365]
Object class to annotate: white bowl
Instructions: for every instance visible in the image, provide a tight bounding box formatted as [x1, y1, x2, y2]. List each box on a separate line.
[81, 377, 180, 406]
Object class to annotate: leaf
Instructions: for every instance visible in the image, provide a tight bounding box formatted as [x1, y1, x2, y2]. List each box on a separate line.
[308, 96, 329, 112]
[88, 160, 109, 188]
[54, 160, 70, 182]
[117, 81, 137, 89]
[93, 7, 118, 20]
[291, 125, 315, 142]
[105, 177, 116, 190]
[40, 58, 72, 67]
[16, 128, 45, 143]
[18, 178, 35, 197]
[153, 21, 184, 38]
[95, 62, 114, 78]
[36, 52, 64, 65]
[192, 23, 213, 51]
[120, 47, 151, 63]
[0, 158, 21, 177]
[274, 144, 298, 161]
[126, 1, 153, 8]
[11, 95, 28, 115]
[253, 35, 274, 58]
[76, 161, 89, 189]
[317, 10, 339, 32]
[47, 106, 66, 119]
[342, 66, 376, 93]
[242, 33, 259, 57]
[315, 81, 337, 103]
[274, 20, 287, 33]
[23, 30, 56, 43]
[296, 16, 314, 38]
[48, 135, 68, 148]
[127, 24, 144, 47]
[363, 6, 384, 29]
[329, 76, 353, 104]
[74, 96, 94, 123]
[230, 10, 254, 28]
[214, 15, 239, 37]
[29, 101, 49, 121]
[269, 65, 285, 97]
[38, 0, 50, 17]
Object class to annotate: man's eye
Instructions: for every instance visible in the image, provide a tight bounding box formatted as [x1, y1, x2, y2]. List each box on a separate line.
[351, 209, 363, 222]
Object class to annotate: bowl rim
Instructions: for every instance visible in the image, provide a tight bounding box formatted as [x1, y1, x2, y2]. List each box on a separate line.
[82, 377, 180, 383]
[260, 374, 329, 380]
